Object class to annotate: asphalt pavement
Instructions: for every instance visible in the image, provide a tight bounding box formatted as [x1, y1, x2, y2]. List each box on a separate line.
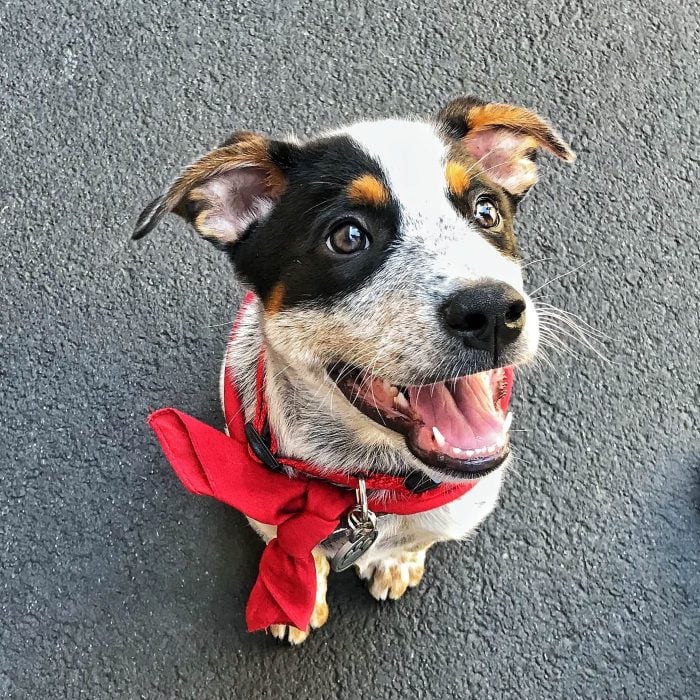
[1, 1, 698, 698]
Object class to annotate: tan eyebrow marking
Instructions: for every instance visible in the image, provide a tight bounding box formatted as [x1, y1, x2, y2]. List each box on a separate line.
[264, 281, 286, 315]
[346, 174, 390, 207]
[445, 161, 471, 197]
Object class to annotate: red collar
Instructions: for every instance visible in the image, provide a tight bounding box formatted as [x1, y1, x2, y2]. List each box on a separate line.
[146, 292, 476, 633]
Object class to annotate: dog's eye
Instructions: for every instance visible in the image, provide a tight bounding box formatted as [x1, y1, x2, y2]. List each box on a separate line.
[474, 197, 500, 228]
[326, 223, 370, 254]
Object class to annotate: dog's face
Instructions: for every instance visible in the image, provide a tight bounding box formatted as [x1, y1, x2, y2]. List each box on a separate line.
[135, 97, 574, 481]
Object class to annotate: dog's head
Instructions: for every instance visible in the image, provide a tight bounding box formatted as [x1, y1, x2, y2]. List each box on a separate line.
[135, 97, 574, 481]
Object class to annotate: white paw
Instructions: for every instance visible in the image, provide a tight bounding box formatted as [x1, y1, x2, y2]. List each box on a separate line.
[267, 597, 329, 645]
[357, 549, 427, 601]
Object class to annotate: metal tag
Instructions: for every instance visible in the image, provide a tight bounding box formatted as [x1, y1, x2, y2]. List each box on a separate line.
[329, 478, 378, 572]
[330, 509, 378, 572]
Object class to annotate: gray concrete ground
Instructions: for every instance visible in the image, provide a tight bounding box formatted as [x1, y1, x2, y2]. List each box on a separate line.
[1, 1, 698, 698]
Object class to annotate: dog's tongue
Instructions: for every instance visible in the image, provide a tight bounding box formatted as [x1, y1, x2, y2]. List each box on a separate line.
[408, 371, 510, 451]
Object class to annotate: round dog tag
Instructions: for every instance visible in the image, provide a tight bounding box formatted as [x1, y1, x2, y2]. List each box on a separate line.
[330, 517, 378, 572]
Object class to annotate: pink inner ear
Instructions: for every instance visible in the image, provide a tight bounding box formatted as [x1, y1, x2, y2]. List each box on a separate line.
[464, 128, 539, 195]
[195, 166, 274, 243]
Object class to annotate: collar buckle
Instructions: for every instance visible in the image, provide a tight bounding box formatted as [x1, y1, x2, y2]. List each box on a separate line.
[244, 421, 283, 472]
[403, 470, 441, 494]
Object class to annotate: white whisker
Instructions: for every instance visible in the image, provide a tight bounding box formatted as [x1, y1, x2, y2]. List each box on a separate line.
[530, 258, 594, 297]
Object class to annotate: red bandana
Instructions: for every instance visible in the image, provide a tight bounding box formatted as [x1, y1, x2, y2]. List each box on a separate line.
[147, 293, 477, 633]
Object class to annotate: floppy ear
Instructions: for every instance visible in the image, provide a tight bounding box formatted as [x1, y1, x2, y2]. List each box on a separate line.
[438, 96, 575, 196]
[132, 132, 292, 244]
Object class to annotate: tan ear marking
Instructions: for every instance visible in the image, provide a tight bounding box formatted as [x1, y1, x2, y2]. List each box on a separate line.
[133, 132, 290, 241]
[164, 133, 287, 212]
[445, 161, 471, 197]
[346, 174, 390, 207]
[193, 209, 215, 239]
[466, 103, 575, 162]
[186, 187, 211, 204]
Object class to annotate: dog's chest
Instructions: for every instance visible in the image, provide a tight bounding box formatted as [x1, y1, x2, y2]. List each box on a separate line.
[319, 469, 504, 566]
[247, 470, 504, 569]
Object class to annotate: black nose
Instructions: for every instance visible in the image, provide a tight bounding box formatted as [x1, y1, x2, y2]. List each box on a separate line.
[442, 282, 527, 351]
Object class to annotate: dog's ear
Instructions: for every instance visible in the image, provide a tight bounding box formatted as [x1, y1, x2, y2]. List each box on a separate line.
[132, 132, 294, 244]
[438, 96, 575, 196]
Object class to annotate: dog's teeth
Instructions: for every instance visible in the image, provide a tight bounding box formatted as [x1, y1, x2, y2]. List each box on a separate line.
[432, 426, 446, 447]
[487, 444, 497, 454]
[503, 412, 513, 432]
[451, 446, 463, 456]
[381, 379, 398, 396]
[463, 449, 476, 458]
[394, 392, 410, 411]
[496, 434, 506, 448]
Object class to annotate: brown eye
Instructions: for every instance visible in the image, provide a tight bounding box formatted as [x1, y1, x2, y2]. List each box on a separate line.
[474, 197, 500, 228]
[326, 223, 370, 254]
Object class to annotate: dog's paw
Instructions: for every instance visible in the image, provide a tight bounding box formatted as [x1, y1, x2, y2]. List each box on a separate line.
[268, 623, 306, 645]
[268, 551, 330, 645]
[357, 549, 428, 601]
[268, 598, 329, 645]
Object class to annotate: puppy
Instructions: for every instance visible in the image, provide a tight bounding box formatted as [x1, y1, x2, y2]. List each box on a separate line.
[134, 97, 574, 644]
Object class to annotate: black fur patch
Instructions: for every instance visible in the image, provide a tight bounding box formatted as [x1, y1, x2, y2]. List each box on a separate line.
[436, 95, 487, 140]
[230, 135, 402, 307]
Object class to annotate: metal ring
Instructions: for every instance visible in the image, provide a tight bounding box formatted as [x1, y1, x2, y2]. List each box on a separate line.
[355, 477, 368, 520]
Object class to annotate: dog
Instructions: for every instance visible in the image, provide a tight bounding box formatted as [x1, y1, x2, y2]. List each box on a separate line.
[134, 96, 574, 644]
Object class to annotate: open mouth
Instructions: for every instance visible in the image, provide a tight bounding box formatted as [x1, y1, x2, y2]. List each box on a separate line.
[328, 364, 514, 478]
